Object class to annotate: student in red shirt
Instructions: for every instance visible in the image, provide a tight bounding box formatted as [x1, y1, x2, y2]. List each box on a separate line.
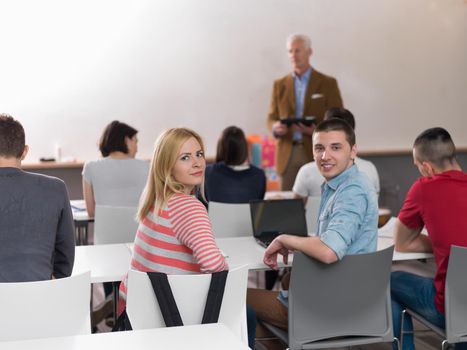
[391, 127, 467, 350]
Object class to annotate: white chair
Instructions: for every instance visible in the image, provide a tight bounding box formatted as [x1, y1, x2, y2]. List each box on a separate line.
[94, 205, 138, 244]
[305, 196, 321, 234]
[208, 202, 252, 238]
[0, 271, 91, 341]
[126, 265, 249, 344]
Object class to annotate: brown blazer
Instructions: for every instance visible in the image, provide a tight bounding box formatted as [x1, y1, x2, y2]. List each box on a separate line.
[267, 68, 343, 175]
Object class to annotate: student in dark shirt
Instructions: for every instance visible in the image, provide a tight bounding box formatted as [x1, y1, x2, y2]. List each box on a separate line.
[204, 125, 265, 348]
[0, 114, 75, 282]
[205, 126, 266, 203]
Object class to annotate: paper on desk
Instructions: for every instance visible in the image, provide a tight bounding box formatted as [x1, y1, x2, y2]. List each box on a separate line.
[70, 199, 86, 211]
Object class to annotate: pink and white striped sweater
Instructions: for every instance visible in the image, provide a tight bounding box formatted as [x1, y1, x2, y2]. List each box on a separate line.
[119, 193, 228, 309]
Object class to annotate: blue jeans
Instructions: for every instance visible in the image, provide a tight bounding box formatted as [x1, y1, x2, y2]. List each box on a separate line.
[391, 271, 467, 350]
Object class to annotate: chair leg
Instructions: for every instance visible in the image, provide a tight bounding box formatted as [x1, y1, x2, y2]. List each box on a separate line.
[441, 339, 449, 350]
[400, 309, 414, 349]
[400, 309, 407, 350]
[393, 337, 401, 350]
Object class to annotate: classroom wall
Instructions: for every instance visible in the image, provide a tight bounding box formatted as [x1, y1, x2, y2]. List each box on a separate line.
[1, 0, 466, 162]
[367, 152, 467, 214]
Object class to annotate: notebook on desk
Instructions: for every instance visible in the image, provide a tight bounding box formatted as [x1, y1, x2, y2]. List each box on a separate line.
[249, 199, 308, 248]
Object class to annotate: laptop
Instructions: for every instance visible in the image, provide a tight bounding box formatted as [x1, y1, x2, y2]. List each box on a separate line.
[249, 199, 308, 248]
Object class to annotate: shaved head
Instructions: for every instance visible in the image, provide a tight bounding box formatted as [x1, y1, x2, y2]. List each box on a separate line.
[413, 127, 457, 169]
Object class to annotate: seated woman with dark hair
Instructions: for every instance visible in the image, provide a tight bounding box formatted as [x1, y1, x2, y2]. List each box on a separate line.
[205, 126, 266, 203]
[83, 121, 149, 326]
[82, 120, 149, 217]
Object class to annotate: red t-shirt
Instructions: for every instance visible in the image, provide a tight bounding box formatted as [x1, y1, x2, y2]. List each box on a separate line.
[398, 170, 467, 313]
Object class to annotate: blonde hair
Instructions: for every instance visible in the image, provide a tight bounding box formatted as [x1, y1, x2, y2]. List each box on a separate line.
[137, 128, 205, 221]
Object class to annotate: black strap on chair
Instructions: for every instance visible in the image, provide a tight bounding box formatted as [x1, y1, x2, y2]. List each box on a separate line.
[112, 270, 228, 332]
[147, 272, 184, 327]
[202, 270, 228, 324]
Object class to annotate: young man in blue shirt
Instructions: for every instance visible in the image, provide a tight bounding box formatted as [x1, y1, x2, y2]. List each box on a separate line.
[247, 118, 378, 350]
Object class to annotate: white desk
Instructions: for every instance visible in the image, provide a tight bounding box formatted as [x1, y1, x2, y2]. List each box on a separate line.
[217, 237, 279, 270]
[124, 240, 278, 271]
[78, 232, 433, 284]
[217, 235, 433, 270]
[72, 244, 131, 283]
[377, 236, 433, 261]
[0, 323, 249, 350]
[377, 217, 433, 260]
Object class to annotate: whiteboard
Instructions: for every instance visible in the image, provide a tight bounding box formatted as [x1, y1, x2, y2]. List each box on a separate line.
[1, 0, 466, 162]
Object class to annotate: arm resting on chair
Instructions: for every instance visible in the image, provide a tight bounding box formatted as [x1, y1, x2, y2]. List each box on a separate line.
[264, 235, 338, 270]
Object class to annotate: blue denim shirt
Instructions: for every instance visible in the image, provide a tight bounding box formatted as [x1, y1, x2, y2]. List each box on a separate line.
[317, 164, 378, 259]
[278, 164, 378, 306]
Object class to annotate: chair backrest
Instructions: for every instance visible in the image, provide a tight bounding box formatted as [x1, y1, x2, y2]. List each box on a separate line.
[126, 265, 249, 344]
[445, 245, 467, 344]
[305, 196, 321, 234]
[94, 205, 138, 244]
[288, 247, 394, 350]
[0, 272, 91, 341]
[208, 202, 252, 238]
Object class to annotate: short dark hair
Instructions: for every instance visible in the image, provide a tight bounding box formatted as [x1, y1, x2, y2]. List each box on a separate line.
[413, 127, 456, 169]
[324, 107, 356, 130]
[0, 114, 25, 158]
[314, 118, 356, 147]
[215, 126, 248, 166]
[99, 121, 138, 157]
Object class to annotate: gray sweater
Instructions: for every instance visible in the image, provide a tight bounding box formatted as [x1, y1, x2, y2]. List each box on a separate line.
[0, 167, 75, 281]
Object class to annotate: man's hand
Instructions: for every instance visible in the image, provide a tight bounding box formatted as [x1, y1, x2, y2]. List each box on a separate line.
[295, 122, 315, 136]
[272, 121, 288, 138]
[263, 237, 290, 270]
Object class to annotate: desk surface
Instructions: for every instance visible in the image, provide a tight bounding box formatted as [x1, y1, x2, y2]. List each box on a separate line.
[217, 237, 278, 270]
[0, 323, 249, 350]
[217, 236, 433, 268]
[73, 217, 433, 283]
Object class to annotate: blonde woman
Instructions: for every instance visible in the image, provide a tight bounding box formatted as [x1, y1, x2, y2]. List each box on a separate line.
[118, 128, 228, 311]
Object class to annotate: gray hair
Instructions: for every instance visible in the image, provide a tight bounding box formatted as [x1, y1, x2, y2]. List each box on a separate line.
[286, 34, 312, 49]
